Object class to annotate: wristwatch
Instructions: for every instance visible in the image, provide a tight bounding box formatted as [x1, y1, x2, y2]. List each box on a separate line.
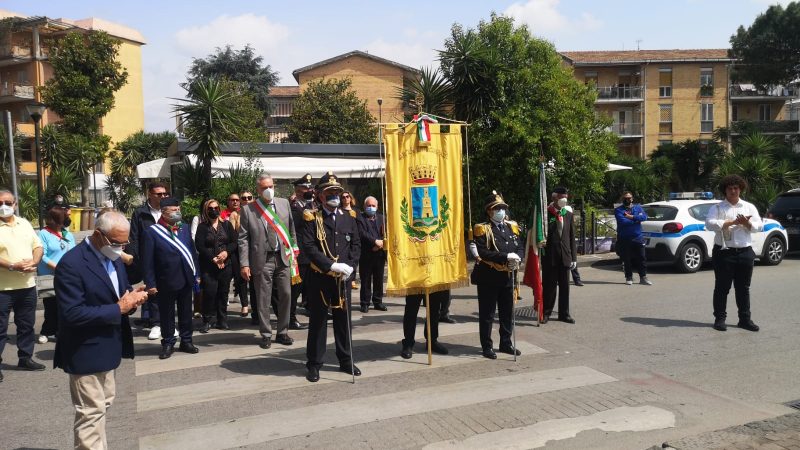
[7, 263, 14, 271]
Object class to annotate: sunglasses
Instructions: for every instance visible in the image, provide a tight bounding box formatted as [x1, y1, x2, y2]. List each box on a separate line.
[209, 206, 220, 211]
[623, 197, 633, 201]
[152, 192, 169, 197]
[229, 198, 240, 202]
[0, 200, 14, 207]
[241, 196, 253, 200]
[342, 195, 351, 199]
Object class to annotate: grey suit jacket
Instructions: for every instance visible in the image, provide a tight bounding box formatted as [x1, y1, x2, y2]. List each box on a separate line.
[238, 197, 296, 273]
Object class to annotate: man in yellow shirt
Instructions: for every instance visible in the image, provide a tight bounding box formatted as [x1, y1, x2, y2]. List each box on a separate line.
[0, 189, 45, 381]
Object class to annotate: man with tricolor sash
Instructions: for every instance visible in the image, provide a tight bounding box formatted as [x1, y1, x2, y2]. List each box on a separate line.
[238, 174, 300, 350]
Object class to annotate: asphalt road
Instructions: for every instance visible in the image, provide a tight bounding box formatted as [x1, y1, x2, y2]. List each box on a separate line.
[2, 253, 799, 450]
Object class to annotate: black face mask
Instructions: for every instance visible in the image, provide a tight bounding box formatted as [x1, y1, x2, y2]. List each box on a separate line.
[303, 191, 314, 201]
[623, 199, 632, 206]
[207, 209, 220, 219]
[63, 217, 72, 228]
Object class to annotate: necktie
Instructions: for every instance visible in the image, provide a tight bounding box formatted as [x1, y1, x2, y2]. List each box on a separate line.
[105, 258, 120, 298]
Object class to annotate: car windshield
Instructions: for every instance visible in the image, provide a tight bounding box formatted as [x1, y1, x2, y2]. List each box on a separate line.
[688, 203, 714, 221]
[644, 205, 678, 221]
[770, 195, 800, 214]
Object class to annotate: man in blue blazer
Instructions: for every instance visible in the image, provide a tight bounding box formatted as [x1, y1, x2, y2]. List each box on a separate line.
[54, 211, 148, 449]
[141, 197, 200, 359]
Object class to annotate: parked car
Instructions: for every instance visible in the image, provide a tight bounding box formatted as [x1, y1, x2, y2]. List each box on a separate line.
[639, 199, 788, 273]
[767, 188, 800, 251]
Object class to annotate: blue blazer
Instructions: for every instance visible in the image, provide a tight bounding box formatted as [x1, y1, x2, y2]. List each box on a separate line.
[53, 241, 134, 375]
[141, 222, 198, 292]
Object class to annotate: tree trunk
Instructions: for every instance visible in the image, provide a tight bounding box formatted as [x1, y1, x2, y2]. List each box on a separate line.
[81, 171, 90, 207]
[202, 156, 213, 195]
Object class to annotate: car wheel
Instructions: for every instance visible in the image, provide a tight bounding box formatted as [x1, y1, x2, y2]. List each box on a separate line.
[762, 235, 785, 266]
[675, 242, 703, 273]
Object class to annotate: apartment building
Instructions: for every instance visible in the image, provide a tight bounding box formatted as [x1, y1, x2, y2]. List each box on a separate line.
[266, 50, 420, 142]
[0, 9, 145, 188]
[560, 49, 799, 158]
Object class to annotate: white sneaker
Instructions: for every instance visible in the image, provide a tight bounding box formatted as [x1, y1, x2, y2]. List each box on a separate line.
[148, 326, 162, 340]
[640, 276, 653, 286]
[625, 279, 633, 285]
[38, 334, 49, 344]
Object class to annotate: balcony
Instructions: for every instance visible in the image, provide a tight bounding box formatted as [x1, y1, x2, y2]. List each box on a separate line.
[595, 85, 643, 102]
[0, 82, 35, 104]
[611, 123, 643, 138]
[731, 120, 799, 135]
[729, 84, 798, 101]
[0, 44, 50, 67]
[14, 121, 35, 137]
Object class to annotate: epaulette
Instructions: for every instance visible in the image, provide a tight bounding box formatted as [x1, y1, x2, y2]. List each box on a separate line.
[348, 210, 357, 218]
[473, 222, 489, 237]
[506, 220, 520, 235]
[303, 210, 315, 221]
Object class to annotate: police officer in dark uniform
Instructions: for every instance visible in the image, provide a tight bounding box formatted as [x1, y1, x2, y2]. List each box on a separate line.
[470, 191, 524, 360]
[400, 290, 450, 359]
[298, 172, 362, 382]
[287, 173, 315, 328]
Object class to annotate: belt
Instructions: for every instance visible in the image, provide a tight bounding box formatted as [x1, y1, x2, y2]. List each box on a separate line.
[266, 250, 280, 256]
[714, 245, 751, 253]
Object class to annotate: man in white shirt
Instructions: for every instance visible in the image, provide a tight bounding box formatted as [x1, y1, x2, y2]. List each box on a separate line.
[705, 174, 762, 332]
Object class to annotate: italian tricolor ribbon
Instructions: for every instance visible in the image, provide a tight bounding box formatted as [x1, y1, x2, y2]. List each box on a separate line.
[413, 114, 438, 143]
[253, 199, 302, 284]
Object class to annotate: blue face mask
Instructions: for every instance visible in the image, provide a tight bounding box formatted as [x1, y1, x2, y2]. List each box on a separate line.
[492, 209, 506, 222]
[326, 195, 340, 208]
[365, 206, 377, 216]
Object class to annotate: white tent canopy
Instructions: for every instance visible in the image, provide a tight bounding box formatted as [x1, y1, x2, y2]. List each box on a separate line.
[606, 163, 632, 172]
[137, 155, 385, 180]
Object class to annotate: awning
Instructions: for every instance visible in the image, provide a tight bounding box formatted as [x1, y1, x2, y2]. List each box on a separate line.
[136, 155, 384, 180]
[606, 163, 632, 172]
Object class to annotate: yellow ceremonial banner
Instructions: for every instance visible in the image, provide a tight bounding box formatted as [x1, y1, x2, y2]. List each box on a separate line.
[384, 122, 469, 296]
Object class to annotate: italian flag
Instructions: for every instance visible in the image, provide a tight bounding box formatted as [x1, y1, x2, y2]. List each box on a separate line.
[523, 162, 547, 321]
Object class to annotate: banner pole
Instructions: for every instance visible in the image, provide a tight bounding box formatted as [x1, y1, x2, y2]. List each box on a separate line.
[512, 269, 519, 362]
[340, 277, 355, 384]
[425, 288, 432, 366]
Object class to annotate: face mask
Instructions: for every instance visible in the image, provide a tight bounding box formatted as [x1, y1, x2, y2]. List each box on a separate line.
[365, 206, 377, 216]
[557, 197, 568, 209]
[492, 209, 506, 222]
[64, 217, 72, 228]
[168, 212, 183, 224]
[207, 209, 220, 219]
[261, 188, 274, 201]
[100, 244, 123, 261]
[0, 204, 14, 218]
[326, 195, 341, 208]
[622, 199, 632, 206]
[303, 191, 314, 201]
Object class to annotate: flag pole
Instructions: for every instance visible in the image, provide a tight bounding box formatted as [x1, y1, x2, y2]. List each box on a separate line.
[340, 276, 355, 384]
[512, 268, 520, 362]
[425, 287, 432, 366]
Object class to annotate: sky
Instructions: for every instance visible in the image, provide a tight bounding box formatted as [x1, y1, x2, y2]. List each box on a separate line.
[2, 0, 791, 132]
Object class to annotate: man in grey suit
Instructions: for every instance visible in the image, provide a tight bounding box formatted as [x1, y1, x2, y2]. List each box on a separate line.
[239, 174, 298, 349]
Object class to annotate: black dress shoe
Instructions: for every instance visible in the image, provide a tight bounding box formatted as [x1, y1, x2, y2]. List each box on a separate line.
[0, 368, 3, 382]
[359, 305, 369, 313]
[259, 337, 272, 349]
[250, 317, 260, 326]
[574, 280, 585, 286]
[199, 322, 211, 334]
[439, 316, 457, 324]
[215, 322, 230, 330]
[339, 363, 361, 376]
[558, 315, 576, 324]
[482, 348, 497, 359]
[400, 345, 413, 359]
[430, 341, 449, 355]
[158, 346, 174, 360]
[275, 334, 294, 345]
[179, 342, 199, 354]
[17, 358, 45, 371]
[289, 319, 308, 330]
[372, 303, 388, 311]
[499, 345, 522, 356]
[713, 319, 727, 331]
[738, 320, 759, 332]
[306, 366, 320, 382]
[541, 315, 549, 324]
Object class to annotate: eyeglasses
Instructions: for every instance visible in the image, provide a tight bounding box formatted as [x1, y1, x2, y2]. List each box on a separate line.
[228, 198, 240, 202]
[209, 206, 220, 211]
[241, 196, 253, 200]
[100, 230, 129, 248]
[152, 192, 169, 197]
[342, 195, 351, 199]
[0, 200, 14, 207]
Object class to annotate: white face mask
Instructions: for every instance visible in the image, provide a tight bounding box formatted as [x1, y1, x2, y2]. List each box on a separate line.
[0, 204, 14, 218]
[557, 197, 568, 209]
[492, 209, 506, 222]
[326, 195, 341, 208]
[100, 245, 123, 261]
[261, 188, 274, 201]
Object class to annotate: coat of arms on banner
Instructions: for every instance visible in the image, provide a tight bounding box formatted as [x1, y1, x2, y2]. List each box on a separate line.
[400, 163, 450, 242]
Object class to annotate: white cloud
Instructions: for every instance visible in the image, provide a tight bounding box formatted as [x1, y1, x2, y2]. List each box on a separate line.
[504, 0, 602, 36]
[174, 13, 290, 58]
[365, 39, 440, 71]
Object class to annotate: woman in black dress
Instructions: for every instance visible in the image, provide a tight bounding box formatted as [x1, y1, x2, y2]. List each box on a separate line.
[195, 199, 237, 332]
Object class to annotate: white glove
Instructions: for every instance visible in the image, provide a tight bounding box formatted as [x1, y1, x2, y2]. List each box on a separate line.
[506, 253, 521, 262]
[469, 241, 480, 259]
[330, 263, 354, 277]
[570, 262, 577, 270]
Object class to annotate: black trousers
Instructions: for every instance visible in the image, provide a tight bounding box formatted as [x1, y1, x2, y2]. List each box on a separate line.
[619, 239, 647, 279]
[542, 262, 570, 317]
[156, 287, 193, 347]
[712, 246, 755, 321]
[402, 291, 444, 347]
[40, 295, 59, 336]
[359, 251, 386, 307]
[477, 284, 514, 350]
[201, 264, 233, 324]
[294, 264, 310, 308]
[306, 273, 352, 369]
[0, 287, 36, 360]
[438, 290, 452, 319]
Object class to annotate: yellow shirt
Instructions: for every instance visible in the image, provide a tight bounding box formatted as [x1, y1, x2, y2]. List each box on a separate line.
[0, 216, 43, 290]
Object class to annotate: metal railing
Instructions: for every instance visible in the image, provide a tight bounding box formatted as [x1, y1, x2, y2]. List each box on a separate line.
[596, 85, 643, 101]
[731, 120, 800, 134]
[0, 82, 34, 99]
[611, 123, 643, 136]
[730, 85, 798, 98]
[575, 209, 617, 255]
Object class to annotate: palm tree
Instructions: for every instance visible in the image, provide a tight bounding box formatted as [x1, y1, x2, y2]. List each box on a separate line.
[173, 78, 243, 194]
[395, 66, 453, 119]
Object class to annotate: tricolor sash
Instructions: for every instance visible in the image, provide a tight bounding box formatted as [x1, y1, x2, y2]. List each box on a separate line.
[150, 223, 197, 277]
[253, 199, 301, 284]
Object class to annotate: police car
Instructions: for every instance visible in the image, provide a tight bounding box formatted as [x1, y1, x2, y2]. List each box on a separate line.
[639, 192, 789, 273]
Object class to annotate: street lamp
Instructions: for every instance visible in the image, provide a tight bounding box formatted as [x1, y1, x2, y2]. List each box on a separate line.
[26, 101, 46, 228]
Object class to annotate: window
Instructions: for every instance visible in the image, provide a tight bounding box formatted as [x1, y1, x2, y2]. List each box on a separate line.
[701, 103, 713, 133]
[659, 68, 672, 98]
[732, 104, 738, 122]
[658, 139, 673, 147]
[759, 104, 771, 121]
[700, 68, 713, 96]
[688, 203, 714, 221]
[643, 206, 678, 221]
[584, 71, 598, 85]
[659, 104, 673, 133]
